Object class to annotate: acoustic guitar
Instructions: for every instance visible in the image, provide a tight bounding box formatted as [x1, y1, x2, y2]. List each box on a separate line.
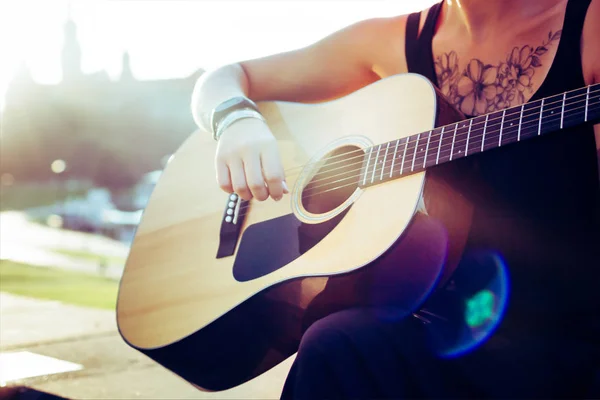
[116, 73, 600, 392]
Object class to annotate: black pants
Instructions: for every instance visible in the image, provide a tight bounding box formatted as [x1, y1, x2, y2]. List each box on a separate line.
[280, 307, 600, 399]
[280, 248, 600, 400]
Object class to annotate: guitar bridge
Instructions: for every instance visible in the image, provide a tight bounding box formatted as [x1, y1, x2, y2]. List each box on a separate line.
[216, 193, 249, 258]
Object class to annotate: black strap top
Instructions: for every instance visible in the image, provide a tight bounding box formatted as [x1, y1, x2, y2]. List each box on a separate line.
[406, 0, 600, 321]
[406, 0, 599, 227]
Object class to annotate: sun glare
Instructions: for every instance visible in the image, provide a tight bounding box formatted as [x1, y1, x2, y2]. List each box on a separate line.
[0, 0, 69, 110]
[0, 0, 436, 112]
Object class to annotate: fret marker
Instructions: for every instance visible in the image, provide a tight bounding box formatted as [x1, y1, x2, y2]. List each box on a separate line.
[423, 130, 432, 168]
[450, 123, 458, 161]
[538, 98, 544, 136]
[499, 109, 506, 146]
[380, 142, 390, 181]
[560, 92, 566, 129]
[436, 126, 445, 165]
[585, 85, 590, 122]
[411, 133, 420, 172]
[390, 139, 400, 178]
[362, 147, 374, 186]
[517, 104, 524, 141]
[400, 138, 409, 175]
[371, 144, 382, 184]
[465, 119, 473, 156]
[481, 114, 489, 152]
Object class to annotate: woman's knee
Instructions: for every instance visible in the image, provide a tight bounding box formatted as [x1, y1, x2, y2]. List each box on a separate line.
[297, 313, 345, 360]
[297, 308, 384, 360]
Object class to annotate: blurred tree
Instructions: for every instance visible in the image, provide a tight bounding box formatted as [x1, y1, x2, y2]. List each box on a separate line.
[93, 151, 138, 191]
[0, 15, 203, 192]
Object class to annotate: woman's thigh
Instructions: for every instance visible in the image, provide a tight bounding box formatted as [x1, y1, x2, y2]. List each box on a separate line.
[281, 305, 599, 399]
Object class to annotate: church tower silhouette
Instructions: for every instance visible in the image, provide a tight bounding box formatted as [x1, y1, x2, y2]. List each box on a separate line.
[61, 3, 82, 81]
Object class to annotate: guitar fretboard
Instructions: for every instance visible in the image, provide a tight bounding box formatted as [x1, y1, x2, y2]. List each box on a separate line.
[359, 83, 600, 188]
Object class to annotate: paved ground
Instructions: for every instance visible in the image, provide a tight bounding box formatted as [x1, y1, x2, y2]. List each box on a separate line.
[0, 293, 293, 399]
[0, 211, 127, 279]
[0, 212, 129, 258]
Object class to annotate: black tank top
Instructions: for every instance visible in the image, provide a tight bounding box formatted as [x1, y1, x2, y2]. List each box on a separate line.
[406, 0, 600, 331]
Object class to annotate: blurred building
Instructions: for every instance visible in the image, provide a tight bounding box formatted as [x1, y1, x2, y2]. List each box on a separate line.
[0, 13, 204, 190]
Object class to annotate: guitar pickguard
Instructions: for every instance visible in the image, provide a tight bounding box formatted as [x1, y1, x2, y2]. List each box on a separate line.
[232, 209, 349, 282]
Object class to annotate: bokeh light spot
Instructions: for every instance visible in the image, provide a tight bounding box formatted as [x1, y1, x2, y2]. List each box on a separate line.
[51, 159, 66, 174]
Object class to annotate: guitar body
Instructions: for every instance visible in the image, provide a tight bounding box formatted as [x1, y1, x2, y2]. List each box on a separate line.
[116, 73, 474, 392]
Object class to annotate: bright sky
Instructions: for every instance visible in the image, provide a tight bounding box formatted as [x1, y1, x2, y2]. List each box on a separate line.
[0, 0, 436, 109]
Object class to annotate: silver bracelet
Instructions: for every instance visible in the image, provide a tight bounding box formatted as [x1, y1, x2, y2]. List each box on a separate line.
[214, 108, 266, 141]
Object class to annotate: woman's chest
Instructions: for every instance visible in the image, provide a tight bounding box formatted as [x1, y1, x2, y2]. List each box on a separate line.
[430, 28, 563, 116]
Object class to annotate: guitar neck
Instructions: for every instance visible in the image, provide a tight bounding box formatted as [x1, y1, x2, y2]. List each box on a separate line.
[360, 83, 600, 188]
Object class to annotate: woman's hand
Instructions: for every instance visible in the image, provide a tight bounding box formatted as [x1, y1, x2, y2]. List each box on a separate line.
[215, 118, 288, 202]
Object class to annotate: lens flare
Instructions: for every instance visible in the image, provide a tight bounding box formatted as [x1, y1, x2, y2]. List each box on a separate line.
[465, 289, 495, 328]
[415, 250, 510, 358]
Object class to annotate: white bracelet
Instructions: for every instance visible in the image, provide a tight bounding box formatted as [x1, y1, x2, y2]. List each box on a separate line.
[214, 108, 266, 141]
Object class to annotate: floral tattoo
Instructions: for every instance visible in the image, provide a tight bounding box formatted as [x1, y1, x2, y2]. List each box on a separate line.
[434, 30, 562, 116]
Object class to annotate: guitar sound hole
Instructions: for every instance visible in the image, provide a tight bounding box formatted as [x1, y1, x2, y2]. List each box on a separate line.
[301, 145, 364, 214]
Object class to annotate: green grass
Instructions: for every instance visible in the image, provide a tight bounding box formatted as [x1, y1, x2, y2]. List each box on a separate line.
[0, 260, 119, 310]
[54, 248, 127, 266]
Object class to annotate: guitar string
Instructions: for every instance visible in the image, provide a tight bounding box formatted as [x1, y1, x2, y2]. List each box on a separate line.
[290, 93, 599, 189]
[247, 92, 599, 192]
[269, 85, 600, 176]
[300, 102, 600, 197]
[232, 102, 600, 212]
